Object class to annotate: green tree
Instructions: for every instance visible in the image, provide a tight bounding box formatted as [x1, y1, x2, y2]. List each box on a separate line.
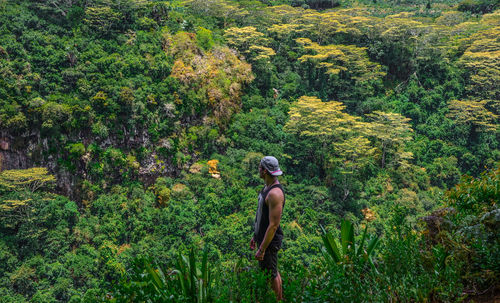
[185, 0, 247, 27]
[196, 27, 215, 50]
[84, 6, 122, 36]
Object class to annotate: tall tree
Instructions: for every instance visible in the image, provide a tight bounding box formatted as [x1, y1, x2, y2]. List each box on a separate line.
[331, 135, 376, 200]
[364, 111, 413, 169]
[458, 24, 500, 101]
[224, 26, 276, 62]
[447, 100, 498, 133]
[284, 96, 361, 174]
[0, 168, 55, 193]
[295, 37, 385, 99]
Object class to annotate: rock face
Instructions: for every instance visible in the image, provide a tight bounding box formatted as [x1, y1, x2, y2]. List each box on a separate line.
[0, 137, 30, 171]
[0, 138, 8, 151]
[0, 135, 77, 198]
[0, 130, 179, 201]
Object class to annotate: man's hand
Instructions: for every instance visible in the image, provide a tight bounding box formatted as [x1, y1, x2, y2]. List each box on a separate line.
[250, 237, 256, 250]
[255, 247, 265, 261]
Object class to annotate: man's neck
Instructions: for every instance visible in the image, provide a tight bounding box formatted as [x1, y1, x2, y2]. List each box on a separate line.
[265, 176, 278, 187]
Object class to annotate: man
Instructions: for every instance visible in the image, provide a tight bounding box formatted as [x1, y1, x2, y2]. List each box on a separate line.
[250, 156, 285, 301]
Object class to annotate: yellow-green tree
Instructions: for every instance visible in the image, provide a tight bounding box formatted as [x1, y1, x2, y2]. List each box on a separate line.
[458, 24, 500, 101]
[447, 11, 499, 139]
[0, 168, 58, 248]
[0, 167, 56, 192]
[285, 96, 363, 173]
[447, 100, 498, 132]
[331, 135, 376, 200]
[267, 23, 304, 40]
[264, 5, 304, 25]
[170, 46, 254, 126]
[372, 13, 440, 81]
[164, 29, 254, 127]
[285, 96, 382, 197]
[162, 31, 201, 61]
[284, 96, 359, 139]
[224, 26, 275, 62]
[364, 111, 413, 169]
[296, 10, 369, 44]
[296, 37, 385, 83]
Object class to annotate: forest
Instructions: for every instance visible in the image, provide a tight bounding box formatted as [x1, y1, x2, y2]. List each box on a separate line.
[0, 0, 498, 302]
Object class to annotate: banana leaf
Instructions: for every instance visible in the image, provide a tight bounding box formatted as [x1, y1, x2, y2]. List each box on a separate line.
[189, 248, 197, 300]
[356, 224, 368, 258]
[341, 219, 354, 255]
[321, 225, 341, 262]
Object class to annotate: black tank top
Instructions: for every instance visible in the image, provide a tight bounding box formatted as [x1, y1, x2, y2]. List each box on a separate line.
[254, 183, 285, 248]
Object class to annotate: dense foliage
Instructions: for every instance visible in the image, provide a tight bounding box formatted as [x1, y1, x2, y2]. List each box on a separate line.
[0, 0, 498, 302]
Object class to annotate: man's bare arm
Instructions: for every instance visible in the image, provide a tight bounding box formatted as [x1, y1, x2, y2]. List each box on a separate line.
[258, 188, 284, 252]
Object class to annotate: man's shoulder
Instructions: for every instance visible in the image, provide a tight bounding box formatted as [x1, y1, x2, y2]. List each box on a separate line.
[266, 186, 284, 204]
[270, 183, 284, 194]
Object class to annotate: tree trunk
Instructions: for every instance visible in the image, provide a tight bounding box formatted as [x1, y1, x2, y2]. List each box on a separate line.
[381, 141, 386, 169]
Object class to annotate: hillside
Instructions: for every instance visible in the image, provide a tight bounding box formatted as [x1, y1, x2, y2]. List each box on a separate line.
[0, 0, 498, 302]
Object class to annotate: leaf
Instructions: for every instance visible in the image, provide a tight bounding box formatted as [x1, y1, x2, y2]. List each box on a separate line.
[144, 261, 166, 298]
[366, 236, 380, 259]
[321, 225, 341, 262]
[189, 248, 197, 299]
[341, 219, 353, 255]
[356, 224, 368, 257]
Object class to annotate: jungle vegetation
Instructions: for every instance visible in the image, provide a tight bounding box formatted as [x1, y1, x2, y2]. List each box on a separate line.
[0, 0, 498, 301]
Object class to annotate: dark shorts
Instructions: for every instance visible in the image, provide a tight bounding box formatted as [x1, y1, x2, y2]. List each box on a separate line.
[259, 245, 280, 279]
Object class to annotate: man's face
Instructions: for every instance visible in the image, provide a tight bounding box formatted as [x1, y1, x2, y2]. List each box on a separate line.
[258, 163, 266, 179]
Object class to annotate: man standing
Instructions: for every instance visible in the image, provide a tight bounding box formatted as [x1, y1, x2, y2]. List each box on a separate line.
[250, 156, 285, 301]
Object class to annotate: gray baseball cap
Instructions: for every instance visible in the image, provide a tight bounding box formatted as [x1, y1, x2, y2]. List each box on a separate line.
[260, 156, 283, 176]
